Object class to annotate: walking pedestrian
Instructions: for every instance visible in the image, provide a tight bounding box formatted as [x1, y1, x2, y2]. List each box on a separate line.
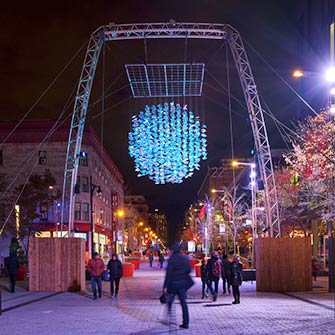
[221, 254, 231, 294]
[4, 253, 20, 293]
[87, 252, 105, 300]
[200, 259, 209, 299]
[206, 251, 222, 301]
[159, 253, 165, 268]
[107, 254, 123, 298]
[148, 252, 154, 267]
[230, 254, 243, 304]
[163, 242, 194, 329]
[312, 256, 319, 281]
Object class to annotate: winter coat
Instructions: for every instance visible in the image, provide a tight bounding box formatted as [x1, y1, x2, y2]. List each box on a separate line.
[87, 257, 105, 277]
[5, 255, 20, 275]
[107, 259, 123, 279]
[200, 264, 208, 281]
[159, 254, 165, 263]
[163, 251, 192, 291]
[229, 261, 243, 286]
[221, 259, 231, 279]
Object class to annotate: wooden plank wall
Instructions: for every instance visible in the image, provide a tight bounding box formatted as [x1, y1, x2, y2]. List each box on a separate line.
[29, 237, 86, 292]
[255, 237, 312, 292]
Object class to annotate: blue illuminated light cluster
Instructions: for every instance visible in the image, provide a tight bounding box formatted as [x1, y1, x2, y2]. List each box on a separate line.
[128, 102, 207, 184]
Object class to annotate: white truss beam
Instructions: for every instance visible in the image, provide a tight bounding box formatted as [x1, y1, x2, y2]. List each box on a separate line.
[61, 22, 280, 238]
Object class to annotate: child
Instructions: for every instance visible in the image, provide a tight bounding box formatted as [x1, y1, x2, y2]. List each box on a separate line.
[200, 259, 209, 298]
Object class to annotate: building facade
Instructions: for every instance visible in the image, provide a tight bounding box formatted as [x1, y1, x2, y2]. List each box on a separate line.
[0, 120, 124, 263]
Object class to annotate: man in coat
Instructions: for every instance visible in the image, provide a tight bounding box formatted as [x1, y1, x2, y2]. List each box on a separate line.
[87, 252, 105, 300]
[163, 242, 193, 329]
[107, 254, 123, 298]
[5, 253, 20, 293]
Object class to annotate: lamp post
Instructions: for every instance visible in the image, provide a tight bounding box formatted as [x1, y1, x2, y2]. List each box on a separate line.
[90, 176, 102, 258]
[232, 161, 257, 265]
[211, 188, 236, 253]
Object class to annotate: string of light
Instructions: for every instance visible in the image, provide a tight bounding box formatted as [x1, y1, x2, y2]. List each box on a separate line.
[128, 101, 207, 184]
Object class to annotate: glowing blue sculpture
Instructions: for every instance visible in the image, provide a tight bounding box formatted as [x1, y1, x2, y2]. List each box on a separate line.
[128, 102, 207, 184]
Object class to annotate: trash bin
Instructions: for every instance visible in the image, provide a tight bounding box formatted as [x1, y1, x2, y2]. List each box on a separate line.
[122, 263, 135, 277]
[127, 257, 140, 270]
[16, 265, 26, 281]
[195, 263, 201, 277]
[189, 258, 199, 270]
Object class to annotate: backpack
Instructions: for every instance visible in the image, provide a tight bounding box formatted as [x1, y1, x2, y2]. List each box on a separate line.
[211, 259, 222, 278]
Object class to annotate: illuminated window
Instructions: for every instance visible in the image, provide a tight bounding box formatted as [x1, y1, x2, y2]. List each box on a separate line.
[79, 152, 88, 166]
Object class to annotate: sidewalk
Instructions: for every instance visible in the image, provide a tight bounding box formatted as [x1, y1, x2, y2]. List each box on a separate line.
[1, 262, 334, 334]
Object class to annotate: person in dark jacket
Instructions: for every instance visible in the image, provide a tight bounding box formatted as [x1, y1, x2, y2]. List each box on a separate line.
[229, 254, 243, 304]
[163, 242, 193, 329]
[5, 254, 20, 293]
[148, 252, 154, 267]
[221, 254, 231, 294]
[9, 237, 21, 257]
[107, 254, 123, 298]
[159, 253, 165, 268]
[200, 259, 209, 299]
[206, 251, 222, 301]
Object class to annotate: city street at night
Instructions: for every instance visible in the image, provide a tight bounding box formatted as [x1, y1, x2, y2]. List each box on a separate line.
[1, 2, 335, 334]
[1, 262, 334, 335]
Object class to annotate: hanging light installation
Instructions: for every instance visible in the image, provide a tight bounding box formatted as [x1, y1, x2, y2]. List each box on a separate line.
[128, 101, 207, 184]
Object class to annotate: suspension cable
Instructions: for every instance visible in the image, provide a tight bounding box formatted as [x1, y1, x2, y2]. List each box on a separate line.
[243, 39, 319, 116]
[0, 39, 88, 148]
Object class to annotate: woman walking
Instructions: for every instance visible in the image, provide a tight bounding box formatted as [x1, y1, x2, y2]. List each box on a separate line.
[229, 254, 243, 304]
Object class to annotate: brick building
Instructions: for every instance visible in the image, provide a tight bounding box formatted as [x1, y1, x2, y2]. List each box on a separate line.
[0, 120, 124, 262]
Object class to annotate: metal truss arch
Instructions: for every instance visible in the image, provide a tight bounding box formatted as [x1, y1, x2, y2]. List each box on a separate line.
[61, 22, 280, 237]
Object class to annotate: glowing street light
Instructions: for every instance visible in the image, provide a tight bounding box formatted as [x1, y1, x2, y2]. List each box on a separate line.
[232, 161, 257, 266]
[292, 69, 304, 78]
[325, 66, 335, 83]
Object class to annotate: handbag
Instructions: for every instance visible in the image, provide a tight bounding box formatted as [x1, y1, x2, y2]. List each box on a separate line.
[159, 292, 174, 304]
[102, 270, 110, 281]
[186, 275, 195, 290]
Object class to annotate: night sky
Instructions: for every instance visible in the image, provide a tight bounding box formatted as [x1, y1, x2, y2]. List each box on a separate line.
[0, 1, 322, 240]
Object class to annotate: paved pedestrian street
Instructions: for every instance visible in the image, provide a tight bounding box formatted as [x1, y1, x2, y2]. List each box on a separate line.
[1, 262, 334, 335]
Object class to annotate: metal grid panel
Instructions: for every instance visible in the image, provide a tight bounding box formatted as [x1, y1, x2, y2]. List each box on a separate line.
[125, 63, 205, 98]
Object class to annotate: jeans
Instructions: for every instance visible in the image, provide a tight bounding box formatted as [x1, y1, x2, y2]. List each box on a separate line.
[208, 278, 219, 296]
[232, 285, 240, 302]
[91, 276, 102, 298]
[110, 277, 120, 296]
[168, 280, 189, 326]
[201, 279, 210, 297]
[222, 277, 231, 293]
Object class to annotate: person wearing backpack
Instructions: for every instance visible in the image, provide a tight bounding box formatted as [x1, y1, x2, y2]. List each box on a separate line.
[206, 251, 222, 301]
[229, 254, 243, 304]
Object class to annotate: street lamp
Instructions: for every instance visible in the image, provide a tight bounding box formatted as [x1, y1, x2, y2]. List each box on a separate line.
[90, 176, 102, 258]
[232, 161, 257, 265]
